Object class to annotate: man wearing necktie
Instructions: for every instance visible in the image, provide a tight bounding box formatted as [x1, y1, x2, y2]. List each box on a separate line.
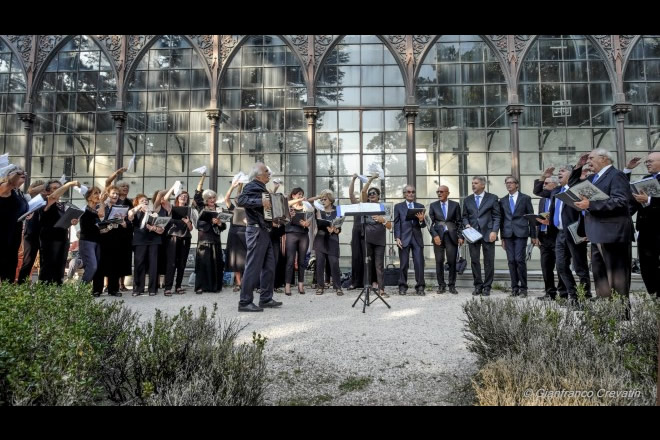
[535, 175, 566, 301]
[393, 185, 426, 295]
[499, 176, 537, 297]
[461, 176, 501, 296]
[629, 151, 660, 299]
[429, 185, 463, 294]
[574, 149, 635, 307]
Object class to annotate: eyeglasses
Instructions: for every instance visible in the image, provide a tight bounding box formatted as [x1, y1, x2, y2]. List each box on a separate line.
[368, 192, 378, 196]
[320, 198, 328, 201]
[505, 181, 517, 184]
[405, 190, 415, 193]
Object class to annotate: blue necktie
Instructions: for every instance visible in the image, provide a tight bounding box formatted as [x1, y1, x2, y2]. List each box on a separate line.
[441, 202, 447, 233]
[541, 199, 549, 232]
[553, 187, 566, 229]
[509, 195, 515, 214]
[409, 202, 415, 226]
[475, 195, 480, 209]
[592, 173, 600, 184]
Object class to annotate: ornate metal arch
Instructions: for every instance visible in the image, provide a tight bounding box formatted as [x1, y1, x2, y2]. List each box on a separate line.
[31, 34, 121, 102]
[216, 34, 311, 96]
[515, 35, 618, 99]
[122, 35, 214, 104]
[621, 35, 645, 79]
[412, 35, 513, 95]
[312, 35, 408, 95]
[3, 35, 30, 77]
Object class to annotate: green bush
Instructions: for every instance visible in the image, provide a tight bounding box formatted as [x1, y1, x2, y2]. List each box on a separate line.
[0, 282, 267, 406]
[462, 294, 659, 406]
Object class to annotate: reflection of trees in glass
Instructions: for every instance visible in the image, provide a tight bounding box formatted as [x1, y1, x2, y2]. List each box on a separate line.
[315, 48, 350, 105]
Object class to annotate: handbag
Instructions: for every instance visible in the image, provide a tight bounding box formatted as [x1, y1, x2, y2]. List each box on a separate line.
[444, 245, 468, 274]
[384, 263, 399, 286]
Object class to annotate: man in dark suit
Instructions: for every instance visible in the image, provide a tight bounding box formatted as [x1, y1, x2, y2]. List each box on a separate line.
[548, 163, 592, 302]
[393, 185, 426, 295]
[461, 176, 501, 296]
[574, 149, 635, 300]
[628, 151, 659, 299]
[499, 176, 538, 297]
[429, 185, 463, 294]
[534, 175, 566, 300]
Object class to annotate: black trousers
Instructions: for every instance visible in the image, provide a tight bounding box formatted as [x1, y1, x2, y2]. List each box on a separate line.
[638, 234, 660, 296]
[504, 237, 528, 290]
[350, 224, 364, 288]
[366, 241, 385, 291]
[538, 231, 565, 297]
[134, 244, 159, 294]
[240, 226, 275, 306]
[398, 239, 425, 289]
[285, 232, 309, 285]
[433, 236, 458, 288]
[566, 234, 591, 296]
[38, 240, 69, 285]
[468, 240, 494, 290]
[316, 251, 341, 289]
[17, 234, 39, 284]
[555, 230, 590, 299]
[592, 242, 632, 298]
[165, 236, 191, 290]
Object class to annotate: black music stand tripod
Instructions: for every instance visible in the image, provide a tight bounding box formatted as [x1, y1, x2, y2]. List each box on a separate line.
[350, 210, 391, 313]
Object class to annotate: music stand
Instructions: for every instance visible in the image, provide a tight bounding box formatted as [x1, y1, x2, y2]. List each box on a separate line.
[341, 204, 391, 313]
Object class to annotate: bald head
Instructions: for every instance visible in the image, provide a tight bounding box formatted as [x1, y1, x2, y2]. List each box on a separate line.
[645, 151, 660, 174]
[436, 185, 449, 202]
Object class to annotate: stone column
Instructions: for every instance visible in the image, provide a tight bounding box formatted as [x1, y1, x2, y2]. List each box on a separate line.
[506, 104, 524, 180]
[404, 105, 419, 185]
[304, 106, 319, 196]
[17, 112, 36, 186]
[206, 108, 220, 191]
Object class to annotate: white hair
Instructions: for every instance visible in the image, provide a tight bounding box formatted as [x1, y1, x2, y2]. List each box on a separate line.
[202, 189, 217, 201]
[472, 176, 486, 185]
[593, 148, 614, 163]
[548, 176, 560, 185]
[249, 162, 266, 181]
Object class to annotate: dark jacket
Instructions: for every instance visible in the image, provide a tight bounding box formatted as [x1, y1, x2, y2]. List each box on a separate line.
[428, 199, 462, 244]
[393, 201, 426, 247]
[461, 192, 501, 242]
[630, 173, 660, 241]
[499, 192, 537, 239]
[236, 180, 271, 230]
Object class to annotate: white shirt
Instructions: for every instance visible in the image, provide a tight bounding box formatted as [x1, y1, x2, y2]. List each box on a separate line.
[593, 164, 613, 182]
[508, 191, 519, 207]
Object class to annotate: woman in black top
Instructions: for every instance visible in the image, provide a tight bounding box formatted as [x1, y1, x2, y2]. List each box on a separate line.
[164, 191, 193, 295]
[78, 186, 106, 296]
[38, 180, 82, 285]
[98, 185, 128, 296]
[313, 190, 343, 296]
[193, 173, 227, 294]
[152, 189, 170, 288]
[361, 184, 392, 298]
[128, 194, 165, 296]
[105, 167, 132, 291]
[285, 187, 311, 295]
[0, 166, 29, 282]
[224, 180, 247, 292]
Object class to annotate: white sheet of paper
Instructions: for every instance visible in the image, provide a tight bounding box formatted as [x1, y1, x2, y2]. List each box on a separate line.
[172, 180, 182, 197]
[127, 152, 136, 171]
[0, 153, 8, 167]
[0, 164, 17, 177]
[366, 163, 384, 179]
[192, 165, 207, 175]
[74, 184, 89, 196]
[313, 200, 324, 211]
[357, 174, 369, 183]
[232, 172, 249, 185]
[302, 201, 314, 212]
[59, 174, 67, 184]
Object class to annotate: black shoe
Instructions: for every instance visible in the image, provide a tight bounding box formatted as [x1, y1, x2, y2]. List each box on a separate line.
[472, 288, 482, 296]
[148, 292, 157, 296]
[416, 287, 426, 296]
[481, 290, 491, 297]
[92, 292, 101, 297]
[239, 303, 264, 312]
[509, 288, 520, 297]
[399, 287, 407, 295]
[109, 291, 122, 297]
[449, 287, 458, 295]
[537, 295, 555, 301]
[259, 299, 283, 308]
[437, 286, 447, 294]
[519, 290, 528, 298]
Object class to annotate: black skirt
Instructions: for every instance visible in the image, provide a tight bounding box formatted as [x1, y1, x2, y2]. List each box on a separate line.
[225, 224, 247, 272]
[194, 241, 224, 292]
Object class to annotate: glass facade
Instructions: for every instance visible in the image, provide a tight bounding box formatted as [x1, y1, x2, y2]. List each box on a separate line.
[1, 39, 26, 167]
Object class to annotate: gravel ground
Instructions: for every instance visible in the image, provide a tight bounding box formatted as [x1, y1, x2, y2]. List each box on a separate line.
[101, 285, 539, 405]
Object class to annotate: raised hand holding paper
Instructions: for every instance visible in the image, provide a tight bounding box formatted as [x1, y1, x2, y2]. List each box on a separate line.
[59, 174, 67, 184]
[127, 152, 136, 171]
[192, 165, 207, 175]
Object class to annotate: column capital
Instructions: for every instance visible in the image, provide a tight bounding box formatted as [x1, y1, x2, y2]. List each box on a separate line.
[506, 104, 524, 116]
[303, 106, 319, 121]
[17, 112, 36, 125]
[110, 110, 127, 121]
[611, 103, 632, 114]
[206, 108, 221, 120]
[403, 105, 419, 118]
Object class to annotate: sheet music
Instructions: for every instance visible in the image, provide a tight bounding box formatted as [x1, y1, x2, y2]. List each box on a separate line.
[107, 205, 129, 221]
[630, 176, 660, 197]
[54, 206, 84, 229]
[567, 180, 610, 202]
[336, 202, 385, 216]
[17, 194, 47, 222]
[462, 227, 483, 244]
[567, 220, 588, 244]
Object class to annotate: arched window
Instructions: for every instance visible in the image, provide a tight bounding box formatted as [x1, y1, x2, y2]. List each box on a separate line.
[32, 35, 117, 200]
[0, 39, 27, 167]
[125, 35, 211, 197]
[624, 35, 660, 180]
[218, 35, 307, 192]
[416, 35, 509, 204]
[518, 35, 615, 190]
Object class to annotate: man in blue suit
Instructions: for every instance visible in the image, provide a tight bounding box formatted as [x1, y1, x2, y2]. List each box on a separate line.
[574, 149, 635, 300]
[461, 176, 501, 296]
[499, 176, 538, 297]
[393, 185, 426, 295]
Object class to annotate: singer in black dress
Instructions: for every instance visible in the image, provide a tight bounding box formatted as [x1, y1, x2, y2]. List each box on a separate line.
[193, 185, 227, 294]
[313, 190, 343, 295]
[0, 167, 29, 282]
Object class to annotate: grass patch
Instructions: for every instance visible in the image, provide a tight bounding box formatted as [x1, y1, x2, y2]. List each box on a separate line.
[338, 376, 373, 393]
